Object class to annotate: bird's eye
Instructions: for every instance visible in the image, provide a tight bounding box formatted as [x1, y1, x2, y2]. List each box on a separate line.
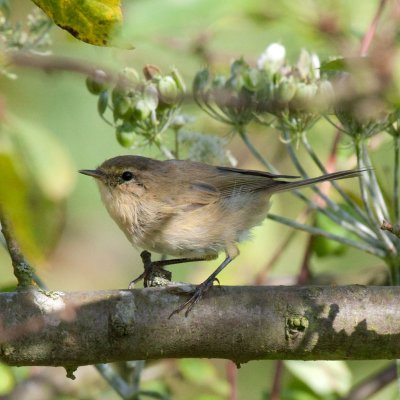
[121, 171, 134, 181]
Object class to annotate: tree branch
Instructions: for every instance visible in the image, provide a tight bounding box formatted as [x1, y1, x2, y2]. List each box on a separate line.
[1, 285, 400, 367]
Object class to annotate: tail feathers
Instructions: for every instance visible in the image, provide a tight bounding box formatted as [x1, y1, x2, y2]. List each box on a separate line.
[271, 169, 364, 193]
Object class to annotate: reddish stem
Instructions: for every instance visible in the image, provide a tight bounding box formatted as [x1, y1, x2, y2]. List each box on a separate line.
[360, 0, 388, 56]
[227, 360, 237, 400]
[270, 360, 284, 400]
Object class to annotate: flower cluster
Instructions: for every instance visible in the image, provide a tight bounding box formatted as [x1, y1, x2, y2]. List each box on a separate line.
[193, 43, 334, 132]
[86, 65, 186, 148]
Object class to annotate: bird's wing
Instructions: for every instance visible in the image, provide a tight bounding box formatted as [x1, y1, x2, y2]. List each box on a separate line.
[210, 167, 296, 198]
[157, 161, 297, 211]
[217, 166, 299, 179]
[157, 177, 220, 212]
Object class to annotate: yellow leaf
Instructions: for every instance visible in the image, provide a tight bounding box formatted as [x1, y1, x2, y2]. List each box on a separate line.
[0, 151, 42, 262]
[31, 0, 126, 47]
[0, 114, 75, 260]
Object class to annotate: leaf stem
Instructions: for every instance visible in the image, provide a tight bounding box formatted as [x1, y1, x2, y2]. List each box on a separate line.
[282, 128, 381, 246]
[360, 140, 390, 221]
[238, 126, 383, 248]
[301, 132, 370, 224]
[354, 138, 395, 253]
[267, 213, 386, 258]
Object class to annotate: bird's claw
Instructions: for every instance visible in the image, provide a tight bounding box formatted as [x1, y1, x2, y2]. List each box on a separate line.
[128, 251, 171, 289]
[128, 272, 145, 289]
[168, 278, 215, 318]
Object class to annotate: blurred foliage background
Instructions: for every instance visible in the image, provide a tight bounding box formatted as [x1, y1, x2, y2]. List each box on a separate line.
[0, 0, 398, 399]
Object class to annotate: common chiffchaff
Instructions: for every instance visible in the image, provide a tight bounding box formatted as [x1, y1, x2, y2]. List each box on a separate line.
[80, 155, 360, 316]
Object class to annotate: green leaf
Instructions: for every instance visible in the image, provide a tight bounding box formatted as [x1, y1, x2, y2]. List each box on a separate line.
[320, 57, 369, 72]
[140, 380, 170, 397]
[178, 359, 229, 396]
[31, 0, 127, 47]
[277, 388, 320, 400]
[285, 360, 352, 396]
[0, 283, 17, 292]
[193, 395, 226, 400]
[0, 363, 14, 395]
[0, 151, 42, 261]
[179, 359, 217, 386]
[5, 115, 74, 202]
[320, 58, 347, 72]
[0, 114, 74, 258]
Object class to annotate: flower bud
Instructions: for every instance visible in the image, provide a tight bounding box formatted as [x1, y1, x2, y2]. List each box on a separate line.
[143, 84, 159, 111]
[275, 80, 297, 103]
[243, 68, 262, 92]
[86, 70, 109, 95]
[120, 67, 140, 84]
[170, 114, 194, 130]
[311, 53, 321, 79]
[257, 43, 286, 72]
[143, 64, 161, 80]
[316, 80, 335, 110]
[292, 83, 318, 106]
[158, 76, 179, 105]
[115, 96, 132, 117]
[116, 126, 135, 147]
[132, 99, 151, 121]
[297, 49, 312, 80]
[171, 67, 186, 94]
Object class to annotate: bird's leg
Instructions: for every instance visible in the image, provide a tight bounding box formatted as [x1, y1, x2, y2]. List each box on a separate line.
[169, 251, 237, 318]
[128, 251, 210, 288]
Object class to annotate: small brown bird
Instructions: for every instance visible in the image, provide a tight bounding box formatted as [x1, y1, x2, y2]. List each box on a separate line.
[79, 155, 360, 316]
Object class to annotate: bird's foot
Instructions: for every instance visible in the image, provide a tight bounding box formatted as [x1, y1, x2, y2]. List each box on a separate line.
[128, 251, 171, 289]
[169, 275, 217, 318]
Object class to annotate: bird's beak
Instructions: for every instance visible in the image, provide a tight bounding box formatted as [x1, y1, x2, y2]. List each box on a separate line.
[79, 169, 105, 180]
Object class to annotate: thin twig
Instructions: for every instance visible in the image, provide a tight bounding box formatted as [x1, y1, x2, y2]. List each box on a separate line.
[381, 220, 400, 238]
[254, 208, 311, 284]
[361, 141, 390, 221]
[227, 360, 237, 400]
[342, 362, 395, 400]
[239, 126, 383, 249]
[297, 235, 314, 284]
[282, 129, 381, 246]
[0, 210, 35, 288]
[301, 132, 369, 224]
[95, 363, 169, 400]
[354, 139, 395, 253]
[237, 125, 277, 172]
[323, 115, 348, 134]
[270, 360, 284, 400]
[394, 136, 400, 222]
[360, 0, 389, 56]
[267, 213, 387, 258]
[95, 364, 134, 399]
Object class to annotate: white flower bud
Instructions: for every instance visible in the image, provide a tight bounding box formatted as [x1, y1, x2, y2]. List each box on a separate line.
[311, 53, 321, 79]
[257, 43, 286, 72]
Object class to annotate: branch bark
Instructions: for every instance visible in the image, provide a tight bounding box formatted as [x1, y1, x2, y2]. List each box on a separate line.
[1, 285, 400, 367]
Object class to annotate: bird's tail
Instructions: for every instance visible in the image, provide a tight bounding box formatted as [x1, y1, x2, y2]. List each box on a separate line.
[271, 169, 364, 193]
